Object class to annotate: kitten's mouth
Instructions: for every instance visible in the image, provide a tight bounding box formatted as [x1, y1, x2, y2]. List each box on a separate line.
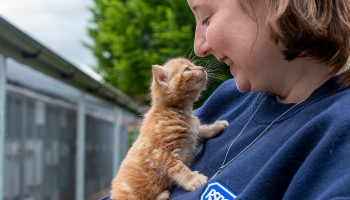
[197, 74, 208, 84]
[192, 69, 207, 86]
[199, 71, 208, 81]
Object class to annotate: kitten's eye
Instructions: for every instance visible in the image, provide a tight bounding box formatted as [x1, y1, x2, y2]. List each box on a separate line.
[184, 67, 192, 72]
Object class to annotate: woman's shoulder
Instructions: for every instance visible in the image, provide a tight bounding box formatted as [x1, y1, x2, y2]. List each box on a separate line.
[298, 83, 350, 135]
[310, 82, 350, 117]
[300, 75, 350, 117]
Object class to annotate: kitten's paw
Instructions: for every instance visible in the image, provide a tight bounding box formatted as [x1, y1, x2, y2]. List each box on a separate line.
[156, 190, 170, 200]
[184, 171, 208, 191]
[199, 120, 229, 139]
[215, 120, 229, 130]
[207, 120, 229, 137]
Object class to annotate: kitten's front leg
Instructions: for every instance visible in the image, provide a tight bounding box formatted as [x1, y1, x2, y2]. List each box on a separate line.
[162, 154, 207, 191]
[199, 120, 229, 139]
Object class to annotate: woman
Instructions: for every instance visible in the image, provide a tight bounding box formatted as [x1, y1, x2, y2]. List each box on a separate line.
[170, 0, 350, 199]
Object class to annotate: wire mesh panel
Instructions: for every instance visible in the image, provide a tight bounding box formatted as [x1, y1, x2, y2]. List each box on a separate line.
[4, 87, 139, 200]
[4, 91, 77, 200]
[85, 115, 114, 197]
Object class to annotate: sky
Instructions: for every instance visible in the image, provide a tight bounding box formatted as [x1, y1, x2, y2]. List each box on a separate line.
[0, 0, 99, 78]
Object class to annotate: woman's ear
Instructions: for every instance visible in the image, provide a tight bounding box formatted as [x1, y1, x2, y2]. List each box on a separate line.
[152, 65, 169, 87]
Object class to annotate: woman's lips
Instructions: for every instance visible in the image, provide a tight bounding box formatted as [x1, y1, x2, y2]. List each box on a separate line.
[225, 58, 235, 75]
[219, 56, 233, 67]
[225, 59, 233, 66]
[219, 56, 235, 75]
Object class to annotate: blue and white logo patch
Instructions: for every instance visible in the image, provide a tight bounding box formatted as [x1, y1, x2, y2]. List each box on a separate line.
[201, 181, 237, 200]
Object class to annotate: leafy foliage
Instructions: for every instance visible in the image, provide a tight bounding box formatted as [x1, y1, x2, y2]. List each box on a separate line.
[87, 0, 231, 106]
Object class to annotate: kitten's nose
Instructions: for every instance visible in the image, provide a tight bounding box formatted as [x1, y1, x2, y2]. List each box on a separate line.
[195, 66, 205, 71]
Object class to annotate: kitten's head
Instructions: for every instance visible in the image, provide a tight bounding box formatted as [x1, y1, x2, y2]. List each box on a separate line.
[151, 58, 207, 107]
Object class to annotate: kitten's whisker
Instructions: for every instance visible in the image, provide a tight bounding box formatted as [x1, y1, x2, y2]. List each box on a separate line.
[184, 49, 202, 66]
[207, 72, 229, 85]
[184, 48, 194, 60]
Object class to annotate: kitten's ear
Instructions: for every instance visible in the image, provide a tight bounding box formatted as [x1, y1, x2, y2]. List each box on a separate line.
[152, 65, 168, 87]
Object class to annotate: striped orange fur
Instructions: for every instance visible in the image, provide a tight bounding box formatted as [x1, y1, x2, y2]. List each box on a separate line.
[110, 58, 228, 200]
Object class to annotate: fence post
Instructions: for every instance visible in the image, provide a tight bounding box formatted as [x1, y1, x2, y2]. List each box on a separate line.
[75, 93, 86, 200]
[112, 108, 123, 175]
[0, 54, 7, 200]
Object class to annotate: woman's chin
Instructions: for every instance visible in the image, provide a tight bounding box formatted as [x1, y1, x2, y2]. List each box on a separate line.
[235, 79, 251, 93]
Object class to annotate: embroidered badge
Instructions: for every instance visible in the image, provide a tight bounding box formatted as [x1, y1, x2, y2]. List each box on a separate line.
[200, 181, 237, 200]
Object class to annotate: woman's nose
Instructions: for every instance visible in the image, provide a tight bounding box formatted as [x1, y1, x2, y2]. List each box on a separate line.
[193, 25, 211, 57]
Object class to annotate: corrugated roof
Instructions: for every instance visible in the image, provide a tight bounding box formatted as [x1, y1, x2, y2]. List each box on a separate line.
[0, 16, 144, 115]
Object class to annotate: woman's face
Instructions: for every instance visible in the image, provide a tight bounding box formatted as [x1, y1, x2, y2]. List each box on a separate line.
[187, 0, 286, 93]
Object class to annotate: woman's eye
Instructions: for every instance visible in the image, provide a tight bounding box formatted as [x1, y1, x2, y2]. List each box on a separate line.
[184, 67, 192, 72]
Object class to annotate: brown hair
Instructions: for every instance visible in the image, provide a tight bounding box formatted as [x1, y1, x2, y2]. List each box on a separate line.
[265, 0, 350, 85]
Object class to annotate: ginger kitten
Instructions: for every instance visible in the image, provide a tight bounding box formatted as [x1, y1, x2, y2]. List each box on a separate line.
[110, 58, 229, 200]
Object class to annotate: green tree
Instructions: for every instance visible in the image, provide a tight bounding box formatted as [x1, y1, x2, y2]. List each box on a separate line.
[88, 0, 231, 105]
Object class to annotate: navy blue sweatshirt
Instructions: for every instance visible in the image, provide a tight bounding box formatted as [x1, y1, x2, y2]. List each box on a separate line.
[169, 76, 350, 199]
[101, 76, 350, 200]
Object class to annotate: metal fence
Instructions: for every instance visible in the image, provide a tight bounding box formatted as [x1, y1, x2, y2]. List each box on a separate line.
[0, 17, 143, 200]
